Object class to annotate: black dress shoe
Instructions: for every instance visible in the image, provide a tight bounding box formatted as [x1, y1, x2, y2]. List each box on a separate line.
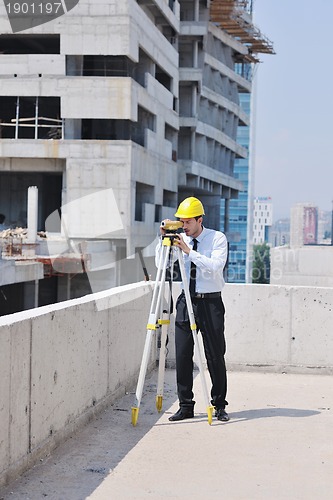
[169, 408, 194, 422]
[216, 408, 229, 421]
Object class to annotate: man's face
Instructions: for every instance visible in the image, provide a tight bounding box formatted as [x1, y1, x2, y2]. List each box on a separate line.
[179, 217, 203, 238]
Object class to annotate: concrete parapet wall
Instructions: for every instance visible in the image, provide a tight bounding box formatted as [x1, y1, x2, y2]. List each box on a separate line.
[0, 282, 154, 487]
[1, 281, 332, 485]
[223, 283, 333, 372]
[166, 283, 333, 373]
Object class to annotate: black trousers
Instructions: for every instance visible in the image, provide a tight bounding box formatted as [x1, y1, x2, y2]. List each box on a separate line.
[175, 292, 228, 410]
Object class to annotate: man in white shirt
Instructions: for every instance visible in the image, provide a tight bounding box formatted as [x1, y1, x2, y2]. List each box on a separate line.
[157, 197, 229, 422]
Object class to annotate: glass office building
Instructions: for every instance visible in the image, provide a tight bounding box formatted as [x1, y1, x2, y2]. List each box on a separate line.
[221, 90, 252, 283]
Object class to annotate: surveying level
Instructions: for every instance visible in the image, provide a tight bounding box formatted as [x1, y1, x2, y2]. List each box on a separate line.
[160, 220, 184, 232]
[131, 231, 214, 426]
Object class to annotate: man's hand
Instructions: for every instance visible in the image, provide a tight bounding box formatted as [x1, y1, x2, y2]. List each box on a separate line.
[159, 221, 191, 255]
[174, 235, 191, 255]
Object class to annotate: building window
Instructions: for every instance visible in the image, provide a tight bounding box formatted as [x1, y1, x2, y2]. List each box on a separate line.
[135, 182, 154, 222]
[163, 189, 177, 207]
[66, 55, 136, 77]
[0, 34, 60, 54]
[155, 204, 162, 223]
[81, 119, 130, 141]
[155, 63, 172, 91]
[0, 96, 62, 139]
[80, 107, 155, 145]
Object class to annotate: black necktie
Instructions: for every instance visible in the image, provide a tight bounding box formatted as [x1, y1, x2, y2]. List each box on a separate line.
[189, 239, 198, 296]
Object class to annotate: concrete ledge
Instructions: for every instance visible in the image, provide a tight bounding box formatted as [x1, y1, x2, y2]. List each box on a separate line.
[223, 283, 333, 371]
[1, 280, 333, 487]
[165, 282, 333, 374]
[0, 260, 43, 286]
[0, 282, 155, 487]
[0, 375, 135, 489]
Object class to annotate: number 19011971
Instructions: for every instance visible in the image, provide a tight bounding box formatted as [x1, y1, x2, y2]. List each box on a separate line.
[6, 2, 63, 15]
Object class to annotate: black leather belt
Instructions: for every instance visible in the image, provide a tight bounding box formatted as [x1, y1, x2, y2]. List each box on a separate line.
[192, 292, 221, 299]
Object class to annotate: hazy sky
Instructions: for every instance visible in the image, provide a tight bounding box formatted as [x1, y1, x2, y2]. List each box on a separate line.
[253, 0, 332, 221]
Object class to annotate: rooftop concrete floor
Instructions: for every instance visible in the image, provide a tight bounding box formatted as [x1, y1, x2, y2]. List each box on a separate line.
[0, 369, 332, 500]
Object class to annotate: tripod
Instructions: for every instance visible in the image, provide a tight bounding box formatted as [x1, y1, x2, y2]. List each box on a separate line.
[131, 233, 214, 426]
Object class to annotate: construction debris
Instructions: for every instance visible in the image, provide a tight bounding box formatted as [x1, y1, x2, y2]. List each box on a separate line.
[0, 227, 47, 239]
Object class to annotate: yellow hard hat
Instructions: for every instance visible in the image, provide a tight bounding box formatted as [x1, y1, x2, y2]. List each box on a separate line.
[174, 197, 205, 218]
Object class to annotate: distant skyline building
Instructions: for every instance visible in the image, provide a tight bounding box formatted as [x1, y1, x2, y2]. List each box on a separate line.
[271, 206, 333, 286]
[270, 207, 330, 248]
[290, 203, 318, 247]
[317, 209, 332, 244]
[270, 218, 290, 247]
[253, 196, 273, 244]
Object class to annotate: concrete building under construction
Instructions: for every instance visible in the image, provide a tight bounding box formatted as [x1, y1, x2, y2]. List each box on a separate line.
[0, 0, 274, 315]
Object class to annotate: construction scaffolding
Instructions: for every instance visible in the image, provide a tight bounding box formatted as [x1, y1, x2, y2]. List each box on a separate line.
[210, 0, 275, 62]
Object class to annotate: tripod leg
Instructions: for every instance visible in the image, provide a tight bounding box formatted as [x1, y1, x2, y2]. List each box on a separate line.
[131, 328, 155, 426]
[156, 254, 175, 412]
[156, 312, 169, 412]
[131, 243, 171, 426]
[176, 247, 214, 425]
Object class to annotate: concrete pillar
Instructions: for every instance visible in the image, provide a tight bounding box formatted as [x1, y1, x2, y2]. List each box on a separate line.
[193, 41, 198, 68]
[27, 186, 38, 243]
[64, 119, 82, 139]
[192, 85, 197, 116]
[15, 96, 19, 139]
[34, 279, 39, 308]
[190, 130, 196, 160]
[194, 0, 199, 21]
[224, 198, 230, 234]
[35, 97, 39, 139]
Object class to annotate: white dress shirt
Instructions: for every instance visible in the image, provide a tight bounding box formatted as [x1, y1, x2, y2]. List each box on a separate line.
[156, 226, 228, 293]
